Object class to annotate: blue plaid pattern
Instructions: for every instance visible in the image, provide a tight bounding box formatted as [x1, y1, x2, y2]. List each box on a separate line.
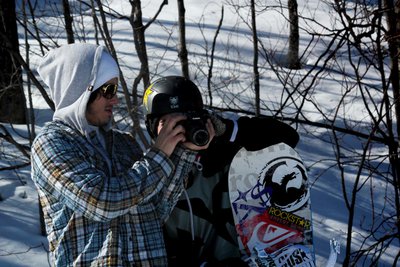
[31, 120, 196, 266]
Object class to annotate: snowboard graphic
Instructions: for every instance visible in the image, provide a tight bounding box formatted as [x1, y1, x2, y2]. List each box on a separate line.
[228, 143, 315, 266]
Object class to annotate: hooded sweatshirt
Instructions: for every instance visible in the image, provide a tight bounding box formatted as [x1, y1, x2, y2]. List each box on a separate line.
[38, 43, 119, 170]
[38, 43, 118, 139]
[31, 43, 197, 266]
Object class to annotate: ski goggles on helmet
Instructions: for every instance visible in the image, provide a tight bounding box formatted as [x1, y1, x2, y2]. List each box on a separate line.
[99, 84, 118, 99]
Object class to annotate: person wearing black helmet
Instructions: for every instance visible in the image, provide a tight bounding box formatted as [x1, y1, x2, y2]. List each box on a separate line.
[143, 76, 212, 146]
[143, 76, 300, 267]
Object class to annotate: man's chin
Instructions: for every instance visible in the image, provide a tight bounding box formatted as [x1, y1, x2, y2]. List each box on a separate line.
[90, 118, 112, 128]
[101, 119, 112, 127]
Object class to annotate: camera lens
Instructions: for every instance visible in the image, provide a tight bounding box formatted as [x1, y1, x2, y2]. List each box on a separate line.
[181, 111, 210, 146]
[191, 128, 209, 146]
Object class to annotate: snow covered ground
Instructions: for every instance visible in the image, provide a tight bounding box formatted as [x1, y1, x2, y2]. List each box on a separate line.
[0, 0, 398, 266]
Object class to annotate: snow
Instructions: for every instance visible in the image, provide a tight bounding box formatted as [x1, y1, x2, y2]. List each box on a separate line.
[1, 0, 398, 266]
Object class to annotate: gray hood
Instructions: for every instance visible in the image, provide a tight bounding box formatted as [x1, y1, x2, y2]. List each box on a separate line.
[38, 43, 119, 138]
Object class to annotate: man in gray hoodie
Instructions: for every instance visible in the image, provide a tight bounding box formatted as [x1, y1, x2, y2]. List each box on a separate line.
[31, 43, 215, 266]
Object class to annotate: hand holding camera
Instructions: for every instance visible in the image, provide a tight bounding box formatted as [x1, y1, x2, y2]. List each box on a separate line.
[154, 112, 216, 155]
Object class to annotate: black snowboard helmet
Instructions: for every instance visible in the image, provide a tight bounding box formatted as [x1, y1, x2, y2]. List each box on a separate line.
[143, 76, 204, 138]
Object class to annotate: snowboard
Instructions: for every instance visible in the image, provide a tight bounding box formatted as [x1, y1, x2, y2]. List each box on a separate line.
[228, 143, 315, 266]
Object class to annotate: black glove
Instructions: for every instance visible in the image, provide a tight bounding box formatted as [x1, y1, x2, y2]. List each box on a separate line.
[209, 113, 227, 137]
[208, 112, 237, 142]
[235, 116, 299, 151]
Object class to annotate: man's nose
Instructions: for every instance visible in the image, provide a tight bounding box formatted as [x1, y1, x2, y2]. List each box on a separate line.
[109, 95, 119, 104]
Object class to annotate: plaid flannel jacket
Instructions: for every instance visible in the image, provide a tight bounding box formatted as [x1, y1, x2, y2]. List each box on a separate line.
[31, 120, 196, 266]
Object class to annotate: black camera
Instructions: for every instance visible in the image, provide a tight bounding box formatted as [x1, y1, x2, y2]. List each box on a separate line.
[180, 111, 210, 146]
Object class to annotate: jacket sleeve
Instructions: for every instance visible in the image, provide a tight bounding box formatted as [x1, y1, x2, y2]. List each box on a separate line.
[200, 116, 299, 177]
[235, 116, 299, 150]
[31, 128, 187, 223]
[154, 144, 197, 223]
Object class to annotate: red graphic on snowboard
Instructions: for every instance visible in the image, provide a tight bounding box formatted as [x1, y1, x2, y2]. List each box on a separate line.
[236, 208, 305, 254]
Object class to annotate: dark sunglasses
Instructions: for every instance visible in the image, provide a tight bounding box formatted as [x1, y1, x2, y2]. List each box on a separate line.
[99, 84, 118, 99]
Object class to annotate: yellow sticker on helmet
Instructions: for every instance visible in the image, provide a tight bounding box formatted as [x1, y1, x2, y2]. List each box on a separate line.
[143, 85, 154, 111]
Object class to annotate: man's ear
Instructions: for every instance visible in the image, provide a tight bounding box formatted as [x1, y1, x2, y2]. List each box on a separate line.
[87, 89, 101, 106]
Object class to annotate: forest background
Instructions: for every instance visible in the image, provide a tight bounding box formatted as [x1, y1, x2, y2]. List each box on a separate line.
[0, 0, 399, 266]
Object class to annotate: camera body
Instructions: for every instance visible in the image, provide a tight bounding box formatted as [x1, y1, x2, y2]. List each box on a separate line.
[180, 111, 210, 146]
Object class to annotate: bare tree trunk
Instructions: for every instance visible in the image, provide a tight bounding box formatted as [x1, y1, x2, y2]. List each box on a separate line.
[129, 0, 150, 88]
[128, 0, 151, 148]
[0, 0, 26, 124]
[21, 0, 35, 143]
[383, 0, 400, 247]
[1, 33, 55, 110]
[21, 0, 45, 237]
[90, 0, 100, 44]
[177, 0, 189, 78]
[287, 0, 300, 69]
[26, 0, 45, 55]
[62, 0, 75, 44]
[250, 0, 260, 116]
[207, 6, 224, 107]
